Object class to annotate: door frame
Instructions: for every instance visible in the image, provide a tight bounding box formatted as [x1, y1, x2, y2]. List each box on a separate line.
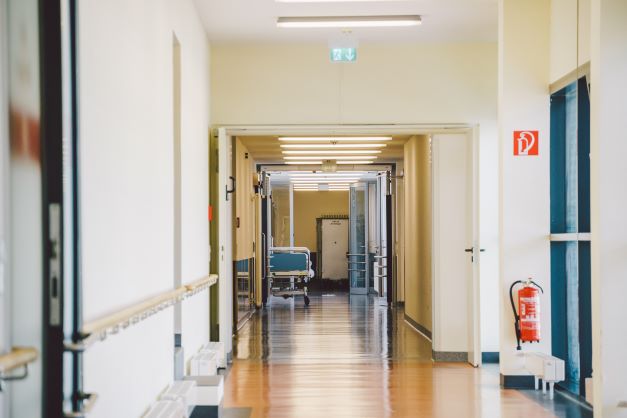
[218, 124, 483, 361]
[0, 0, 9, 412]
[216, 127, 234, 359]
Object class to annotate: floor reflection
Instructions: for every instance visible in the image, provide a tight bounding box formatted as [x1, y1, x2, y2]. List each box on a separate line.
[224, 293, 582, 418]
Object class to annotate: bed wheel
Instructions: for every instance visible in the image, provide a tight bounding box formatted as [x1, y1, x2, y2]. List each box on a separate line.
[304, 295, 310, 306]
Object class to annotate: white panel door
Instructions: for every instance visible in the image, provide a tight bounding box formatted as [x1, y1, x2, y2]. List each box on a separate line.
[218, 128, 233, 357]
[432, 133, 480, 367]
[321, 219, 348, 280]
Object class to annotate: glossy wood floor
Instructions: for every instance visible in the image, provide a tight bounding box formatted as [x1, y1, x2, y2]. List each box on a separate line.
[224, 294, 567, 418]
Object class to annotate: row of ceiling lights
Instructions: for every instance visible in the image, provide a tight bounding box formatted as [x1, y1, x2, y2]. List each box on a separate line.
[278, 170, 371, 191]
[281, 136, 391, 166]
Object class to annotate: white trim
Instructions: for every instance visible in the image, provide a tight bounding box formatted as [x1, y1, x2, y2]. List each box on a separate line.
[549, 233, 591, 242]
[222, 123, 473, 137]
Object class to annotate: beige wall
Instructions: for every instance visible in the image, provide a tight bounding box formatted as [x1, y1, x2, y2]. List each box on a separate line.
[293, 191, 349, 252]
[234, 138, 256, 261]
[211, 43, 496, 126]
[403, 136, 432, 332]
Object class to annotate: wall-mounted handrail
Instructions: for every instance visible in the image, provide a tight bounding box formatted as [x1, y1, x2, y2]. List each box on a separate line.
[0, 347, 38, 375]
[66, 274, 218, 352]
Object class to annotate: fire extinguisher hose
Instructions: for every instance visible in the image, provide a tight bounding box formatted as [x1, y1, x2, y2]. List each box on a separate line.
[509, 280, 523, 350]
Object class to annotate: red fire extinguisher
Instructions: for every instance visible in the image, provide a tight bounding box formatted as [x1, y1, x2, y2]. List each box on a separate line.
[509, 278, 544, 350]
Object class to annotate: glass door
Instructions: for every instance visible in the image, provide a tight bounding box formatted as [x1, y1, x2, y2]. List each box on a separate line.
[349, 182, 368, 294]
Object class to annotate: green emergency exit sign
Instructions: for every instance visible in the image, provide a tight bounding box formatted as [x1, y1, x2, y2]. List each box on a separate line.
[330, 47, 357, 62]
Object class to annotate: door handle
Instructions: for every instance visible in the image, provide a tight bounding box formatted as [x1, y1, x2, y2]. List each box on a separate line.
[465, 247, 486, 263]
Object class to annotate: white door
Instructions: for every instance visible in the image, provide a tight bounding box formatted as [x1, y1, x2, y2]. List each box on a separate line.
[321, 219, 348, 280]
[432, 133, 481, 367]
[218, 128, 233, 358]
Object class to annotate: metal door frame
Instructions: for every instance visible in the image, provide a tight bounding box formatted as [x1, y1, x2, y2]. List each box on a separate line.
[349, 182, 368, 295]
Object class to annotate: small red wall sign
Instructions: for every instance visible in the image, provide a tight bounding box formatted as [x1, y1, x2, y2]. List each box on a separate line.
[513, 130, 539, 156]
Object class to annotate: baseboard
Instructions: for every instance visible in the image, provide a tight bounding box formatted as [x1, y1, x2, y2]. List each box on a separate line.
[432, 350, 468, 362]
[404, 314, 432, 340]
[500, 374, 535, 389]
[482, 351, 500, 364]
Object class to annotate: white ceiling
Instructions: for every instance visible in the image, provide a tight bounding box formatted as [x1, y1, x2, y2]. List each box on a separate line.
[193, 0, 498, 43]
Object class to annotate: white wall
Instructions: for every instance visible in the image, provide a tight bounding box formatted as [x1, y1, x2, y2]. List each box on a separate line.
[498, 0, 551, 376]
[211, 42, 500, 352]
[550, 0, 591, 83]
[79, 0, 210, 417]
[590, 0, 627, 415]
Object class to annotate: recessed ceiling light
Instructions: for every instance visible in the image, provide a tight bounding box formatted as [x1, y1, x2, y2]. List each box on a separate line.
[284, 156, 377, 160]
[293, 180, 355, 184]
[279, 137, 392, 142]
[283, 150, 381, 155]
[337, 160, 375, 164]
[281, 144, 386, 149]
[290, 173, 363, 177]
[277, 16, 422, 29]
[285, 161, 323, 165]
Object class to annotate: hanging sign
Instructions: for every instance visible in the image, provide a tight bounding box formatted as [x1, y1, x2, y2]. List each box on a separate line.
[330, 47, 357, 62]
[513, 131, 539, 156]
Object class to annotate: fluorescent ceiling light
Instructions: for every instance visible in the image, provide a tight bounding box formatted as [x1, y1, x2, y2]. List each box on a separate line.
[277, 16, 422, 29]
[285, 161, 323, 165]
[279, 137, 392, 142]
[291, 178, 360, 182]
[292, 180, 359, 185]
[283, 150, 381, 155]
[290, 174, 370, 178]
[281, 144, 386, 149]
[337, 160, 375, 164]
[284, 156, 377, 160]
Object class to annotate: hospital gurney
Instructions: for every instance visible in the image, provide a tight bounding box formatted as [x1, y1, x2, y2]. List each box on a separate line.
[268, 247, 314, 306]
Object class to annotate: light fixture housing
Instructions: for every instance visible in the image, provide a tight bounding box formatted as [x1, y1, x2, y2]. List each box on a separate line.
[277, 15, 422, 29]
[281, 144, 386, 149]
[279, 137, 392, 142]
[283, 150, 381, 155]
[284, 156, 377, 160]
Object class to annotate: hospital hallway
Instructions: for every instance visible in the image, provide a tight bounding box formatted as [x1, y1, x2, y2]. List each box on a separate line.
[223, 294, 590, 418]
[5, 0, 627, 416]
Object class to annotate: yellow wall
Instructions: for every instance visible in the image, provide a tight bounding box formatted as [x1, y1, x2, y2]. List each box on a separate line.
[293, 191, 349, 252]
[403, 136, 432, 332]
[234, 138, 256, 260]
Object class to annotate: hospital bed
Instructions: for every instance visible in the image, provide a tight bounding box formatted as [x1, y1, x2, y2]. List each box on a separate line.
[268, 247, 314, 306]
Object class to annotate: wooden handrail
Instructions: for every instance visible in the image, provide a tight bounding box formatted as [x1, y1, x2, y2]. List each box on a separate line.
[0, 347, 38, 374]
[69, 274, 218, 350]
